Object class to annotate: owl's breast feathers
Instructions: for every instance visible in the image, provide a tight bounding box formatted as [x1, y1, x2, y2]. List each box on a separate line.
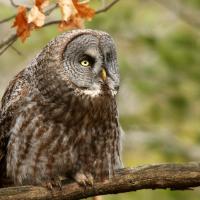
[0, 69, 29, 186]
[0, 68, 122, 185]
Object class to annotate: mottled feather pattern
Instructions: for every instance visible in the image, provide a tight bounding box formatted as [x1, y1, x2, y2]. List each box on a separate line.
[0, 29, 123, 187]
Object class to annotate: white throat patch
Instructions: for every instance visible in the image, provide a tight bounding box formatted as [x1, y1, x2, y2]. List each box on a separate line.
[82, 83, 101, 97]
[83, 88, 101, 97]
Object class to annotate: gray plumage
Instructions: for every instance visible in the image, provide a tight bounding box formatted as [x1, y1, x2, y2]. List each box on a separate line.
[0, 29, 123, 187]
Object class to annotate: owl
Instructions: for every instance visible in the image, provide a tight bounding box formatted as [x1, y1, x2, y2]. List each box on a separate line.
[0, 29, 123, 188]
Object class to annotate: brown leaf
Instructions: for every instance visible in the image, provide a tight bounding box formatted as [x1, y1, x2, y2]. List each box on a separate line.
[27, 5, 46, 27]
[58, 14, 84, 31]
[27, 0, 49, 27]
[58, 0, 76, 22]
[72, 0, 95, 20]
[12, 6, 33, 42]
[35, 0, 49, 11]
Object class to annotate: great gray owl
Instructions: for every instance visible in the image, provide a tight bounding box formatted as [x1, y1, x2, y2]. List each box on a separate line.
[0, 29, 123, 188]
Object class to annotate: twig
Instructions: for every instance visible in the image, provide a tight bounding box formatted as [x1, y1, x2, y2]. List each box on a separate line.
[11, 46, 22, 56]
[0, 37, 17, 56]
[10, 0, 19, 8]
[45, 3, 58, 16]
[0, 15, 16, 24]
[0, 2, 58, 25]
[1, 163, 200, 200]
[43, 20, 61, 27]
[154, 0, 200, 28]
[95, 0, 119, 14]
[0, 0, 119, 56]
[44, 0, 120, 27]
[9, 0, 32, 8]
[0, 4, 59, 55]
[0, 34, 18, 55]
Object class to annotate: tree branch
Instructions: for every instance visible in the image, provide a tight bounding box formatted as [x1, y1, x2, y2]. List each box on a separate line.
[10, 0, 19, 8]
[0, 34, 18, 56]
[0, 14, 16, 24]
[95, 0, 119, 14]
[45, 4, 58, 16]
[43, 0, 120, 27]
[0, 0, 120, 56]
[1, 162, 200, 200]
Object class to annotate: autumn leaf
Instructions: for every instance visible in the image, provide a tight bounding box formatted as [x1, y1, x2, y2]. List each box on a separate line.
[58, 0, 77, 22]
[35, 0, 49, 11]
[72, 0, 95, 20]
[58, 0, 94, 31]
[12, 6, 33, 42]
[27, 5, 46, 27]
[58, 14, 84, 31]
[13, 0, 95, 42]
[28, 0, 49, 27]
[12, 0, 49, 42]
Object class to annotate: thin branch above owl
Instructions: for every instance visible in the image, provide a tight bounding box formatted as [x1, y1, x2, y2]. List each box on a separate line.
[0, 0, 120, 56]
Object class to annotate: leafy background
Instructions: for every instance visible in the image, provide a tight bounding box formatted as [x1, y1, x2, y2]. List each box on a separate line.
[1, 0, 200, 199]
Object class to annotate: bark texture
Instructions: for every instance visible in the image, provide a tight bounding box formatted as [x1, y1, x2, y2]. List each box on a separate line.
[0, 163, 200, 200]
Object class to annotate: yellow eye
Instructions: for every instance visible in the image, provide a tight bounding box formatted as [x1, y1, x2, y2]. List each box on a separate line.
[80, 60, 90, 67]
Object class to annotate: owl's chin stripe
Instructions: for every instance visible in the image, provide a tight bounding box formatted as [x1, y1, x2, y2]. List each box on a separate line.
[82, 89, 101, 97]
[80, 89, 117, 98]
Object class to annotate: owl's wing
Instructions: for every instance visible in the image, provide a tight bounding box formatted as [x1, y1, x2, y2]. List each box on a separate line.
[0, 69, 28, 186]
[0, 109, 12, 186]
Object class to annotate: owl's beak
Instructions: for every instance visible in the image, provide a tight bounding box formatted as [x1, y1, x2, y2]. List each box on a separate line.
[101, 68, 107, 81]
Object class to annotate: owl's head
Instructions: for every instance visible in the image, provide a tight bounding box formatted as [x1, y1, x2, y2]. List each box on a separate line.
[63, 30, 119, 97]
[34, 29, 120, 99]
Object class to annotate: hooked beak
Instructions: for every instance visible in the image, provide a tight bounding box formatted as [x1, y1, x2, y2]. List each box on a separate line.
[101, 68, 107, 81]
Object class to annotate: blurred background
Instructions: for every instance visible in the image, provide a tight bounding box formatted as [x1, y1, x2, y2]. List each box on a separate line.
[1, 0, 200, 199]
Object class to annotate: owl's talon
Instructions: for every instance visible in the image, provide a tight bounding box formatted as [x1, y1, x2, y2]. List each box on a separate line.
[86, 173, 94, 186]
[43, 177, 62, 191]
[73, 172, 94, 187]
[54, 178, 63, 190]
[45, 181, 54, 191]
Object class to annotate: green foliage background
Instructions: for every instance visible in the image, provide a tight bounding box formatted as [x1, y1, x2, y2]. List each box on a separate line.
[1, 0, 200, 199]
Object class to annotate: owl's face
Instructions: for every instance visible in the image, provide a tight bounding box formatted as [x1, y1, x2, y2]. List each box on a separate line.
[63, 33, 120, 97]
